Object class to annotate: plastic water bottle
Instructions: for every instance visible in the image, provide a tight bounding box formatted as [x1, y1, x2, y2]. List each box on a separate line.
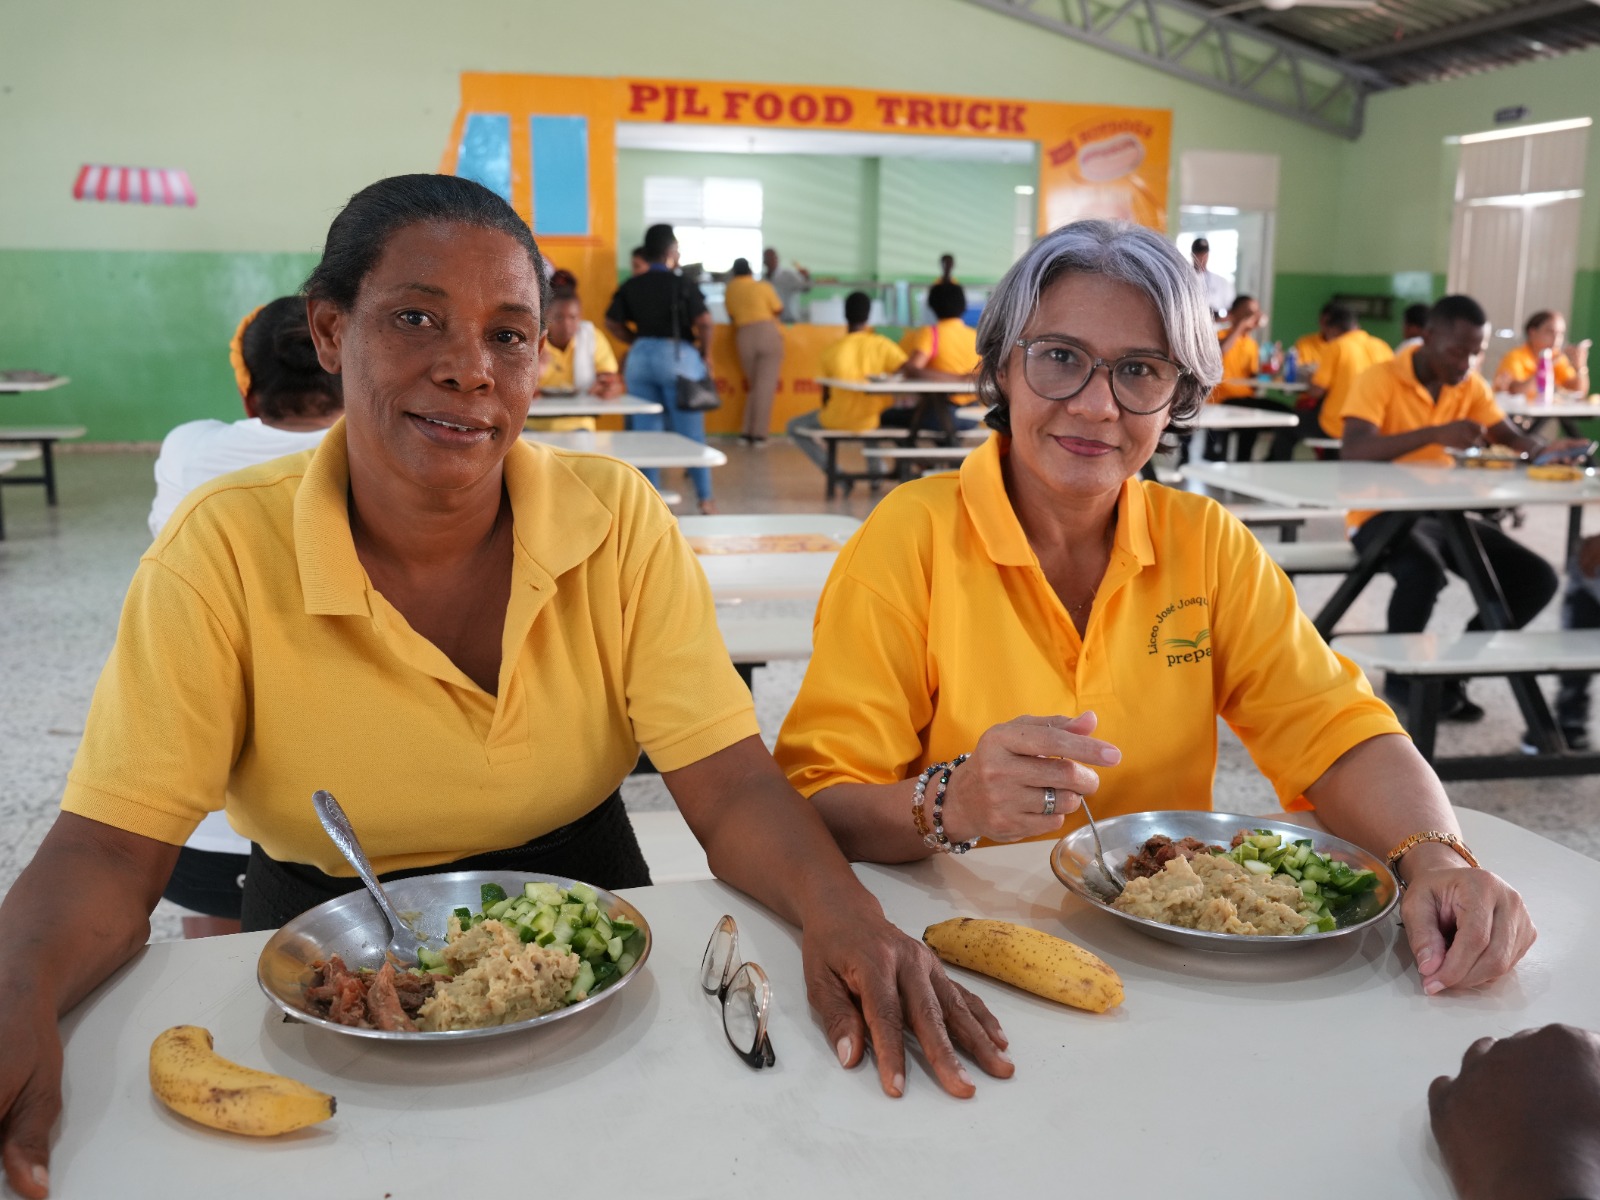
[1284, 347, 1298, 384]
[1536, 348, 1555, 403]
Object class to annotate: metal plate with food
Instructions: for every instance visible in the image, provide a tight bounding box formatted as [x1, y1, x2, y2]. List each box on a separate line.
[1050, 811, 1398, 954]
[1445, 446, 1526, 469]
[258, 871, 652, 1041]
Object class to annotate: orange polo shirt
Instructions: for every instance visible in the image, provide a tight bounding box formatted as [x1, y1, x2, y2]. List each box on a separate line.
[1294, 332, 1328, 375]
[774, 435, 1403, 837]
[1497, 343, 1579, 390]
[1313, 329, 1395, 437]
[1209, 328, 1260, 403]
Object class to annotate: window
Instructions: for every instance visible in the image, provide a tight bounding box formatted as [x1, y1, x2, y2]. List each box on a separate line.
[643, 176, 763, 273]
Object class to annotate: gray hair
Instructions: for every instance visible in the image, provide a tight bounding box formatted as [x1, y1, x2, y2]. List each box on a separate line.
[975, 220, 1223, 438]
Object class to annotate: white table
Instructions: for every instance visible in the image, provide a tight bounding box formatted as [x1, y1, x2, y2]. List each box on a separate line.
[522, 429, 727, 469]
[0, 373, 68, 394]
[527, 394, 662, 418]
[1183, 459, 1600, 763]
[680, 512, 859, 604]
[47, 809, 1593, 1198]
[1495, 394, 1600, 420]
[1222, 377, 1309, 393]
[0, 446, 41, 540]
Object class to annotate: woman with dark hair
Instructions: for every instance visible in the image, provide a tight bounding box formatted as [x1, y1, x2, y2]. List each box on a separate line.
[777, 220, 1533, 999]
[0, 174, 1010, 1199]
[1491, 309, 1591, 398]
[148, 296, 343, 538]
[724, 256, 785, 444]
[605, 223, 720, 512]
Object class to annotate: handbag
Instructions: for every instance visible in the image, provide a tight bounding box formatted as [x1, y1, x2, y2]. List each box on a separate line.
[670, 278, 721, 412]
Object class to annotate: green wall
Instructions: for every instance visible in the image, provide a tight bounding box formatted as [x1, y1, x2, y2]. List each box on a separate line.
[876, 158, 1035, 281]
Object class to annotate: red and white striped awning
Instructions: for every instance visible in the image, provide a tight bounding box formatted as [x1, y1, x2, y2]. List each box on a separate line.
[73, 164, 196, 206]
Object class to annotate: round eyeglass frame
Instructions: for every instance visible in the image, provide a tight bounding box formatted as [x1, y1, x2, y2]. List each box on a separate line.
[701, 914, 776, 1070]
[1014, 336, 1190, 416]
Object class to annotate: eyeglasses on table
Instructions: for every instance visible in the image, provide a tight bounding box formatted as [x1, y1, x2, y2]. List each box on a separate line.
[701, 913, 776, 1069]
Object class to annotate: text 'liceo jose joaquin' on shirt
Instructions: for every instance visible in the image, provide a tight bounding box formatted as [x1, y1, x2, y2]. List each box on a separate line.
[60, 421, 757, 876]
[774, 436, 1403, 842]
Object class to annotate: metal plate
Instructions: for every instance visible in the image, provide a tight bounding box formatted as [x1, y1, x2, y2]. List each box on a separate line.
[257, 871, 652, 1041]
[1049, 811, 1398, 954]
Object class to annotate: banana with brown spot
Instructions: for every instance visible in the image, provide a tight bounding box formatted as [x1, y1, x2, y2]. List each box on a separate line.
[149, 1025, 336, 1136]
[923, 918, 1124, 1013]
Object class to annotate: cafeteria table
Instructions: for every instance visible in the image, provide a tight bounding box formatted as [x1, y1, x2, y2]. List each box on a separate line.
[526, 394, 662, 419]
[0, 371, 69, 394]
[0, 446, 41, 540]
[679, 512, 860, 604]
[522, 429, 727, 470]
[1183, 459, 1600, 760]
[814, 376, 975, 444]
[1496, 393, 1600, 441]
[46, 808, 1591, 1198]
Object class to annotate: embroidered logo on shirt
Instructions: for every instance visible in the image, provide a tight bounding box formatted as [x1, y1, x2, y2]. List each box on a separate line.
[1147, 596, 1212, 666]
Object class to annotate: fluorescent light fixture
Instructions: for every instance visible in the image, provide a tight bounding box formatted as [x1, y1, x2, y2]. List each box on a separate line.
[1465, 189, 1585, 207]
[1014, 185, 1035, 195]
[1454, 117, 1592, 144]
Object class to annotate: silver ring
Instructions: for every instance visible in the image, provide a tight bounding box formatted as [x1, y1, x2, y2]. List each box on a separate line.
[1042, 786, 1057, 816]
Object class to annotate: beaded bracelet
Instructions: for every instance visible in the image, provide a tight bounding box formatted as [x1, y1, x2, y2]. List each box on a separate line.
[911, 762, 942, 844]
[931, 753, 976, 854]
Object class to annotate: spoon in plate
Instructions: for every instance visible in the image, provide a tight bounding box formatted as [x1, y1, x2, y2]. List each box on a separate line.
[311, 789, 445, 964]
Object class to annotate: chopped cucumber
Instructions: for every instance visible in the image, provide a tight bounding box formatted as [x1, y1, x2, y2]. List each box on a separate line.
[565, 959, 597, 1003]
[567, 882, 599, 905]
[480, 883, 508, 907]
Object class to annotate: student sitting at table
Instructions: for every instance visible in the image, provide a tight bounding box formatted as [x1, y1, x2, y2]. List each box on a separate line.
[1341, 294, 1577, 722]
[786, 290, 907, 475]
[1492, 310, 1591, 399]
[1554, 534, 1600, 751]
[1308, 302, 1394, 438]
[775, 220, 1535, 1004]
[526, 288, 623, 433]
[150, 296, 342, 539]
[1292, 303, 1334, 376]
[881, 282, 980, 429]
[1397, 302, 1430, 353]
[1203, 294, 1283, 460]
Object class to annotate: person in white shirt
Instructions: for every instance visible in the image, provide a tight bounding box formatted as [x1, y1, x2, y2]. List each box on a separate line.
[148, 297, 343, 538]
[149, 295, 342, 934]
[1191, 237, 1234, 319]
[763, 245, 811, 323]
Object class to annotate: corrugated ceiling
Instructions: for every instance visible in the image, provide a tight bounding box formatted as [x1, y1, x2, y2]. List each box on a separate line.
[1193, 0, 1600, 88]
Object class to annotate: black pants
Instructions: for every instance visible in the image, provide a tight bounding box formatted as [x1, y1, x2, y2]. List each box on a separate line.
[1559, 565, 1600, 725]
[1204, 397, 1292, 461]
[162, 847, 249, 920]
[239, 790, 651, 932]
[1352, 511, 1559, 636]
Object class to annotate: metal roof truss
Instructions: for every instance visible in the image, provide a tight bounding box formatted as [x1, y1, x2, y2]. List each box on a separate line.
[962, 0, 1387, 139]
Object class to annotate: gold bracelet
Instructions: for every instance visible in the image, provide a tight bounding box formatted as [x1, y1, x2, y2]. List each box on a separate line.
[1385, 831, 1479, 887]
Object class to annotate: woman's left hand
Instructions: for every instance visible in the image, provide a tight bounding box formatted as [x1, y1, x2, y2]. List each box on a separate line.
[801, 906, 1014, 1098]
[1400, 863, 1536, 995]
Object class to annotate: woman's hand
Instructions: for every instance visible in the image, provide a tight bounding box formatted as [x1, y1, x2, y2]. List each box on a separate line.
[0, 996, 63, 1199]
[802, 904, 1012, 1098]
[1400, 853, 1536, 995]
[1429, 1024, 1600, 1200]
[940, 713, 1121, 845]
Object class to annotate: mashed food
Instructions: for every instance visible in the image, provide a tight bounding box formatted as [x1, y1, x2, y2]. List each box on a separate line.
[416, 917, 582, 1031]
[1111, 853, 1309, 936]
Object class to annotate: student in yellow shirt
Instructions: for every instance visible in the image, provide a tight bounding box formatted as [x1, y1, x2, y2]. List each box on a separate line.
[776, 221, 1533, 1002]
[1306, 303, 1394, 438]
[786, 291, 907, 474]
[1492, 310, 1591, 398]
[1342, 294, 1577, 721]
[884, 282, 980, 431]
[0, 179, 1015, 1192]
[1293, 305, 1334, 376]
[724, 258, 786, 445]
[1203, 294, 1281, 460]
[527, 289, 623, 432]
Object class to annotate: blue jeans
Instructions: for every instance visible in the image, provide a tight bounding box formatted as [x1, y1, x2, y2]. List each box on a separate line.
[624, 337, 713, 502]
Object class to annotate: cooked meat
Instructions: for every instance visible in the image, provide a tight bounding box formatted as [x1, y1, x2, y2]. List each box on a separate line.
[304, 954, 438, 1029]
[364, 961, 418, 1033]
[1123, 834, 1223, 880]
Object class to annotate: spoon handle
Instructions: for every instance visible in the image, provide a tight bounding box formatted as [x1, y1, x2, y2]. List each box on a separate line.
[311, 790, 408, 929]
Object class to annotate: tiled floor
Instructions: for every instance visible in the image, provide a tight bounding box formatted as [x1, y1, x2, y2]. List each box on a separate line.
[2, 439, 1594, 942]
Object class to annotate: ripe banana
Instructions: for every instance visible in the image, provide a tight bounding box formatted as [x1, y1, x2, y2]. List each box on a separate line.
[923, 918, 1124, 1013]
[149, 1025, 336, 1136]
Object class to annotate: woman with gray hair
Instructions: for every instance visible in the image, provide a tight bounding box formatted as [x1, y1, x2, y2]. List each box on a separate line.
[776, 219, 1534, 997]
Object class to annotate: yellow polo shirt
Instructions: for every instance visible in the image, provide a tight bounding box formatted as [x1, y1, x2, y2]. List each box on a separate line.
[723, 276, 784, 328]
[1497, 343, 1578, 390]
[1209, 328, 1260, 403]
[818, 330, 910, 431]
[909, 318, 978, 404]
[530, 332, 622, 432]
[62, 421, 758, 875]
[1294, 332, 1328, 375]
[1313, 329, 1395, 437]
[1339, 345, 1506, 529]
[775, 436, 1402, 837]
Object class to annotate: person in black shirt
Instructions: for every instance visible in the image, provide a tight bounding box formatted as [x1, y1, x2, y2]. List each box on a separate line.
[605, 224, 719, 512]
